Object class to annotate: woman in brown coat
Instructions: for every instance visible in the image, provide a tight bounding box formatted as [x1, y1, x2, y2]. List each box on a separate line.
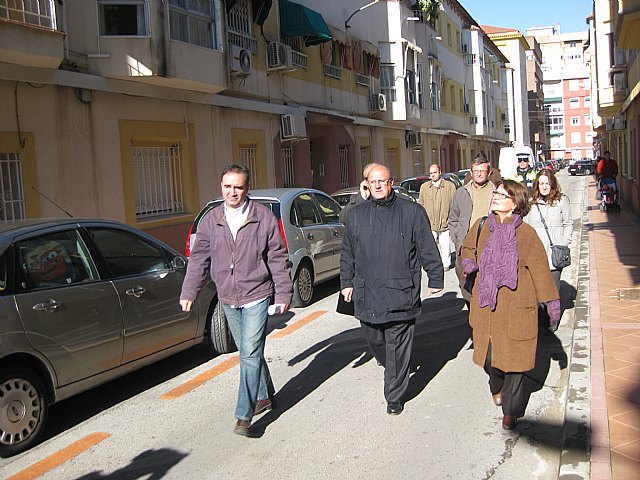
[460, 180, 560, 430]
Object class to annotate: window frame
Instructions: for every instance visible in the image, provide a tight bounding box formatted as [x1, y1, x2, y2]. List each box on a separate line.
[97, 0, 149, 37]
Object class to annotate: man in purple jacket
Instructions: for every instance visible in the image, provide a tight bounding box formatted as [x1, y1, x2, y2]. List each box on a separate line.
[180, 164, 293, 437]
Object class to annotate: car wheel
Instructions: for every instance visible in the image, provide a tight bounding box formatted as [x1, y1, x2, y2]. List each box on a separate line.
[0, 368, 49, 458]
[292, 262, 314, 308]
[206, 300, 237, 355]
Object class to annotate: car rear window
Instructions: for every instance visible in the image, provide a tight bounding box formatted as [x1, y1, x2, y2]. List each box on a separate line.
[195, 199, 281, 233]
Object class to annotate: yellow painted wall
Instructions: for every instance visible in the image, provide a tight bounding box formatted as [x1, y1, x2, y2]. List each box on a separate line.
[118, 120, 199, 228]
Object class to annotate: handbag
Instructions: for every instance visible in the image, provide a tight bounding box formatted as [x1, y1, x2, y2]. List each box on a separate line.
[463, 216, 487, 295]
[336, 292, 355, 316]
[536, 204, 571, 269]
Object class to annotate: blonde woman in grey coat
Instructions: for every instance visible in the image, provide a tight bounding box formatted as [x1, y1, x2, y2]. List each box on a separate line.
[524, 169, 573, 331]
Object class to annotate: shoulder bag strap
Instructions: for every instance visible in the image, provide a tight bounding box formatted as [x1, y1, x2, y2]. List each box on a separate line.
[535, 203, 554, 246]
[473, 216, 488, 260]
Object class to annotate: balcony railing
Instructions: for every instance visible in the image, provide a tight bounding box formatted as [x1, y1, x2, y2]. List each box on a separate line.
[323, 64, 341, 79]
[0, 0, 56, 29]
[291, 50, 307, 69]
[227, 31, 258, 54]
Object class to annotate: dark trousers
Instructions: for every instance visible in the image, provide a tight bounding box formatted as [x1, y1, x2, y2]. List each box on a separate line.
[484, 342, 527, 418]
[360, 319, 415, 404]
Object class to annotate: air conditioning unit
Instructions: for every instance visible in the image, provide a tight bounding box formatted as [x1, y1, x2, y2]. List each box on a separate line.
[370, 93, 387, 112]
[613, 72, 627, 95]
[230, 44, 252, 75]
[267, 42, 293, 70]
[614, 116, 626, 130]
[405, 131, 423, 147]
[605, 118, 614, 131]
[469, 115, 478, 125]
[281, 114, 307, 139]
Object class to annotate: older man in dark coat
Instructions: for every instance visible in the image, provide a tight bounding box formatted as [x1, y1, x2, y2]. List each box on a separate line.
[340, 165, 444, 415]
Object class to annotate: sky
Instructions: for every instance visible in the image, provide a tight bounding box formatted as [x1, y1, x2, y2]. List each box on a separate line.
[460, 0, 592, 35]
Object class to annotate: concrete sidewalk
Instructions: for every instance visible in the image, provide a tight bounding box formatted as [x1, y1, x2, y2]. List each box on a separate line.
[586, 176, 640, 480]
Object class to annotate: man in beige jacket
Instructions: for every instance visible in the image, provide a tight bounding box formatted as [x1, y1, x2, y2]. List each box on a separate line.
[418, 164, 457, 270]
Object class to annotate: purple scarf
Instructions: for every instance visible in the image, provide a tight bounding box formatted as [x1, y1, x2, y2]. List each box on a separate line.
[477, 213, 522, 310]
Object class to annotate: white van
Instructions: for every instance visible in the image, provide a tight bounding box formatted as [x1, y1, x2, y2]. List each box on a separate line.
[498, 145, 535, 180]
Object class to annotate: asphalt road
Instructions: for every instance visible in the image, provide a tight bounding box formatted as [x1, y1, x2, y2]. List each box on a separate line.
[1, 171, 589, 480]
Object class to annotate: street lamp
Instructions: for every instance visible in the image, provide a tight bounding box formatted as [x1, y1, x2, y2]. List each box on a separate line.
[345, 0, 380, 30]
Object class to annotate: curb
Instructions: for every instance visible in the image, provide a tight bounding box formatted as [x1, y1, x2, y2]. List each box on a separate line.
[558, 177, 595, 479]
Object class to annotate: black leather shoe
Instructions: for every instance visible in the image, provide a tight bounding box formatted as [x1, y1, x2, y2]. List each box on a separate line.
[387, 402, 403, 415]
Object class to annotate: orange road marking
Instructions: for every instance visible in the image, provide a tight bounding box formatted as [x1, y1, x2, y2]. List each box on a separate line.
[160, 355, 240, 400]
[269, 310, 327, 339]
[7, 432, 110, 480]
[160, 310, 326, 400]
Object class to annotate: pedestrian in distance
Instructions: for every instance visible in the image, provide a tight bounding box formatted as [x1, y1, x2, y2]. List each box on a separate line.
[418, 163, 456, 270]
[461, 180, 560, 430]
[340, 164, 444, 415]
[597, 151, 618, 181]
[339, 162, 380, 224]
[524, 169, 573, 332]
[179, 164, 293, 437]
[508, 155, 537, 189]
[449, 156, 496, 303]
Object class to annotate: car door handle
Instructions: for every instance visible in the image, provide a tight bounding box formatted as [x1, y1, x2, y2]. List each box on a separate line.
[125, 286, 146, 298]
[32, 298, 62, 313]
[306, 233, 314, 240]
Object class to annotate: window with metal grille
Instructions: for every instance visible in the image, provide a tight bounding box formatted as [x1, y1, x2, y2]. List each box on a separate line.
[339, 146, 349, 189]
[169, 0, 216, 49]
[417, 63, 426, 109]
[0, 0, 56, 29]
[227, 0, 257, 52]
[132, 145, 185, 219]
[359, 146, 370, 176]
[0, 153, 25, 222]
[239, 144, 257, 190]
[381, 64, 397, 102]
[98, 0, 147, 36]
[385, 148, 398, 180]
[282, 146, 295, 187]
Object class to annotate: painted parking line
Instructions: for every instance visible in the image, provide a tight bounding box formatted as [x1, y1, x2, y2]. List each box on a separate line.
[160, 310, 327, 400]
[269, 310, 327, 339]
[160, 355, 240, 400]
[7, 432, 110, 480]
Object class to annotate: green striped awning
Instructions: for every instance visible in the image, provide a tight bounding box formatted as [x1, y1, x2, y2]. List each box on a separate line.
[279, 0, 332, 46]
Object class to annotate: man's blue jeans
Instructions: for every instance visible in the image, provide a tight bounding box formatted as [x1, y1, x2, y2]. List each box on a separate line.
[222, 298, 274, 421]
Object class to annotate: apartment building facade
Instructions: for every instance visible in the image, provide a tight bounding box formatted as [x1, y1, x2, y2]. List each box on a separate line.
[0, 0, 513, 248]
[481, 25, 531, 148]
[588, 0, 639, 215]
[527, 26, 593, 162]
[525, 35, 546, 159]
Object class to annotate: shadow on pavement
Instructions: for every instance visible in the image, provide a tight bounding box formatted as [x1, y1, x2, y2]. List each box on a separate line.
[252, 291, 472, 435]
[405, 292, 470, 403]
[74, 448, 188, 479]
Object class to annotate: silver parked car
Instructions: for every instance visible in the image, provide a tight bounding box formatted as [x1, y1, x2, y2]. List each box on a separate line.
[187, 188, 344, 309]
[0, 219, 222, 457]
[331, 185, 416, 207]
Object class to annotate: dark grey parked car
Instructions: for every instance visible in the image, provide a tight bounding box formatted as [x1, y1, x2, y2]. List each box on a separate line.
[0, 219, 221, 457]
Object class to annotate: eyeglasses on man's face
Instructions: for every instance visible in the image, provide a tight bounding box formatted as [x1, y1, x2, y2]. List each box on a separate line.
[492, 190, 512, 200]
[472, 169, 489, 175]
[368, 179, 391, 186]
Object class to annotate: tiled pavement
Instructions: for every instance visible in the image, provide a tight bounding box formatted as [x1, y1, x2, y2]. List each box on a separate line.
[587, 176, 640, 480]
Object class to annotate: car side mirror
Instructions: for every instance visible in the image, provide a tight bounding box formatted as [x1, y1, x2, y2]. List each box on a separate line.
[172, 255, 187, 270]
